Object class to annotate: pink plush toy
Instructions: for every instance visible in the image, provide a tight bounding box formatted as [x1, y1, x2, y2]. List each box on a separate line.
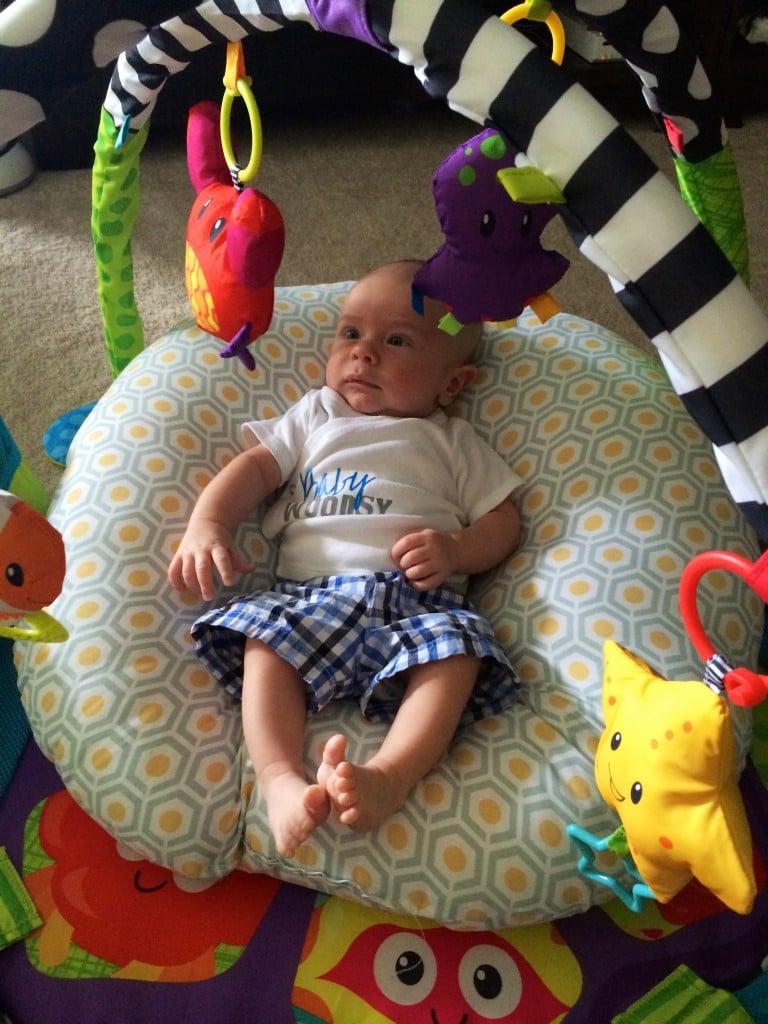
[184, 100, 285, 371]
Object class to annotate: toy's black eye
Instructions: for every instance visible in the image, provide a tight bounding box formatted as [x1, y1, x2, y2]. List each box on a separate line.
[520, 209, 533, 237]
[5, 563, 23, 587]
[473, 963, 502, 999]
[373, 933, 436, 1006]
[631, 782, 643, 804]
[458, 945, 522, 1016]
[209, 217, 226, 241]
[610, 731, 622, 751]
[395, 950, 424, 986]
[480, 210, 496, 237]
[197, 197, 213, 220]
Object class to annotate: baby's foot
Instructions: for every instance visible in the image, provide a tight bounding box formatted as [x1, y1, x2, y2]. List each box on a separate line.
[316, 733, 348, 790]
[318, 734, 408, 831]
[259, 765, 330, 858]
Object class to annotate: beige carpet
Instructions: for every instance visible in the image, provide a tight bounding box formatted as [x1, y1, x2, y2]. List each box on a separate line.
[1, 96, 766, 498]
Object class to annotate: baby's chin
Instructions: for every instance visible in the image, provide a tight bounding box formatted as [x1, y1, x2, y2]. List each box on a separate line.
[338, 386, 389, 416]
[335, 383, 434, 418]
[343, 397, 425, 418]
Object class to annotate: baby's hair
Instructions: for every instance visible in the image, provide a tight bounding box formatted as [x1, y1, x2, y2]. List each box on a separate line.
[455, 319, 483, 364]
[360, 258, 483, 363]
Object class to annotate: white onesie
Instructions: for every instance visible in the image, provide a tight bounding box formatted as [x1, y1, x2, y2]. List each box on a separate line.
[243, 386, 523, 591]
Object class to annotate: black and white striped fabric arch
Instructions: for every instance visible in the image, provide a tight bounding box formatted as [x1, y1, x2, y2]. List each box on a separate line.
[99, 0, 768, 541]
[554, 0, 727, 164]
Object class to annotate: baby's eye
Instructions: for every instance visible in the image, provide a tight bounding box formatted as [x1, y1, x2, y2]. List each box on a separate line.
[387, 335, 409, 348]
[343, 327, 360, 340]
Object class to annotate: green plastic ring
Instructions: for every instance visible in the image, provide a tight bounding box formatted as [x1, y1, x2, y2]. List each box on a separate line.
[219, 76, 263, 184]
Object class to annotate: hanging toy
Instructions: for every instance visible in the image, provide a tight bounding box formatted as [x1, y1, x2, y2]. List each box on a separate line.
[567, 549, 768, 916]
[412, 4, 567, 336]
[499, 0, 565, 66]
[568, 640, 757, 916]
[184, 42, 285, 372]
[412, 126, 569, 336]
[0, 490, 68, 643]
[680, 548, 768, 707]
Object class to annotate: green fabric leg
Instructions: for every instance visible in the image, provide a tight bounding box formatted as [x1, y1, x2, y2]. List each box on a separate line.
[613, 964, 755, 1023]
[0, 848, 42, 949]
[91, 107, 150, 379]
[674, 142, 750, 285]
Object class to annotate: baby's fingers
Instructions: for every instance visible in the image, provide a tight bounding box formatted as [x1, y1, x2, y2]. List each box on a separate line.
[167, 552, 187, 592]
[167, 547, 215, 601]
[390, 531, 422, 565]
[209, 545, 256, 599]
[194, 550, 220, 602]
[229, 550, 257, 577]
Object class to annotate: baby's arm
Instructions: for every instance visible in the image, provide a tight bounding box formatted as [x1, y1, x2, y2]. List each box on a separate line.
[168, 443, 282, 600]
[392, 495, 521, 591]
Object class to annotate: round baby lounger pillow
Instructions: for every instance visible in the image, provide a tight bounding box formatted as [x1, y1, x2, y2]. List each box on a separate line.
[17, 283, 761, 931]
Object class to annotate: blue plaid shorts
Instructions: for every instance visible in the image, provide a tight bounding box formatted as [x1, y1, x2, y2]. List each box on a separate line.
[192, 572, 518, 725]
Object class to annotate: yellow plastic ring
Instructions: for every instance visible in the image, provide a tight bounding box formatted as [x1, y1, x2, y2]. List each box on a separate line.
[219, 75, 263, 185]
[500, 2, 565, 66]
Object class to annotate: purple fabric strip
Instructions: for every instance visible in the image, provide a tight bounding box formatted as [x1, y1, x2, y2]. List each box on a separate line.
[305, 0, 385, 50]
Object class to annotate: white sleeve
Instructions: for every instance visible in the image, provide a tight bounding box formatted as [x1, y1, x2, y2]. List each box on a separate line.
[240, 391, 318, 483]
[450, 419, 525, 523]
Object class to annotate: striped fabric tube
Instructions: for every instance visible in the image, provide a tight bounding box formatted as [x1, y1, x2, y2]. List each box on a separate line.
[95, 0, 768, 539]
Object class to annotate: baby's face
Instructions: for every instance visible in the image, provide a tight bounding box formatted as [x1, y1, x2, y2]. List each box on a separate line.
[325, 264, 476, 418]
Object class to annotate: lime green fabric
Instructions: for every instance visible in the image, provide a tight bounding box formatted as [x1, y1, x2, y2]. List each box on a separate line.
[613, 964, 754, 1023]
[91, 108, 150, 378]
[0, 847, 41, 949]
[675, 143, 750, 285]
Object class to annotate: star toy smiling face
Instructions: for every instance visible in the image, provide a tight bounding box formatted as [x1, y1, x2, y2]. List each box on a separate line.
[595, 641, 757, 914]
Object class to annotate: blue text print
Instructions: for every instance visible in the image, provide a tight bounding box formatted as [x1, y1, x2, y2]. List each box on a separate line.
[299, 467, 377, 511]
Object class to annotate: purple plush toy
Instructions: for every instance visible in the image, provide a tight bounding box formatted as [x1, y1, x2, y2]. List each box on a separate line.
[413, 127, 569, 334]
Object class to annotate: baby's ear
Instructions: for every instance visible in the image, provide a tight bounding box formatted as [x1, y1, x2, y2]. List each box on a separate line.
[439, 364, 477, 406]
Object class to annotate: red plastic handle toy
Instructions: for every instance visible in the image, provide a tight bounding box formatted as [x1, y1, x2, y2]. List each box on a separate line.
[679, 548, 768, 706]
[679, 548, 768, 708]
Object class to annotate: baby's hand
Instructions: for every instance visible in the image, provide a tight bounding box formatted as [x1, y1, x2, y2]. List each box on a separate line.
[391, 529, 458, 591]
[168, 517, 255, 602]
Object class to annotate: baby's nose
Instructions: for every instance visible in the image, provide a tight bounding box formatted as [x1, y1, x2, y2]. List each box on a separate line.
[353, 339, 377, 362]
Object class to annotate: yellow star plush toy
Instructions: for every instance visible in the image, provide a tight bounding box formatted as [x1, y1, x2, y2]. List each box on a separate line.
[595, 641, 756, 914]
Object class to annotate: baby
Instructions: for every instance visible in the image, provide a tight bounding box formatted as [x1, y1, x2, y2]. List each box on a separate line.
[169, 259, 523, 856]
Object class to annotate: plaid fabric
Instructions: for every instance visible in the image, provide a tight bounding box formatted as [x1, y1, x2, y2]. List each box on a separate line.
[193, 572, 518, 725]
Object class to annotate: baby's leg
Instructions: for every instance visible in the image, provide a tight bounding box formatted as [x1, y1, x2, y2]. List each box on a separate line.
[321, 655, 479, 831]
[242, 638, 329, 857]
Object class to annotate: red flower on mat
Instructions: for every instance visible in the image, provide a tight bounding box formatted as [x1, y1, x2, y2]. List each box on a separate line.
[24, 790, 279, 980]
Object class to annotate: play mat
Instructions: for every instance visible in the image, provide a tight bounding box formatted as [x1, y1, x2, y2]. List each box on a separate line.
[3, 1, 768, 1021]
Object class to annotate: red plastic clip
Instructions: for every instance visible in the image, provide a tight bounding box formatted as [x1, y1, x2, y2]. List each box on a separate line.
[679, 549, 768, 707]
